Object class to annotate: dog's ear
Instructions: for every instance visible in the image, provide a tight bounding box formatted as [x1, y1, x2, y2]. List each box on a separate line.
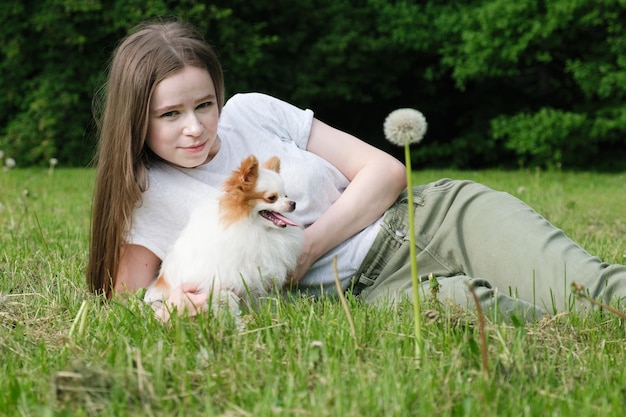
[262, 156, 280, 173]
[239, 155, 259, 185]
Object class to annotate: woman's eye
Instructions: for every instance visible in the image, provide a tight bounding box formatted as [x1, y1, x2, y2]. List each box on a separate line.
[197, 101, 213, 110]
[160, 110, 178, 118]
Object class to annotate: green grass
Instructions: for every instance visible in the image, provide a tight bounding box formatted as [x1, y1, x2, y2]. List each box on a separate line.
[1, 167, 626, 416]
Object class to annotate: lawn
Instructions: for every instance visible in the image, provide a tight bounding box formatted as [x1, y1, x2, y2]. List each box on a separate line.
[1, 167, 625, 416]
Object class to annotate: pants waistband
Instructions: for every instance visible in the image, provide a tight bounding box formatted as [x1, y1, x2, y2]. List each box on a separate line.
[351, 186, 428, 296]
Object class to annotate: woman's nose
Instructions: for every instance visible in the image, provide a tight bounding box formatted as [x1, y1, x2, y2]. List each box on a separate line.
[183, 114, 204, 136]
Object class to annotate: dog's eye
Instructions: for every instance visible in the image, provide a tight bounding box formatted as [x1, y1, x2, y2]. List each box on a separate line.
[266, 194, 277, 202]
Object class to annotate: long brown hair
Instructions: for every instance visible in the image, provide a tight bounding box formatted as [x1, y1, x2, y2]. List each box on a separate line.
[87, 19, 225, 297]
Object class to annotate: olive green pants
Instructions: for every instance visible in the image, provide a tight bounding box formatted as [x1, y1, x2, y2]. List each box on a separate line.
[352, 179, 626, 320]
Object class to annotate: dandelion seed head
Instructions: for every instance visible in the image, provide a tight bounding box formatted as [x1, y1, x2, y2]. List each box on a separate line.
[49, 158, 58, 167]
[383, 108, 427, 147]
[5, 158, 15, 169]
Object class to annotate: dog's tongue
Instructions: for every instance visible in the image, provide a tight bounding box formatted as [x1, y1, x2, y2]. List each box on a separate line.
[272, 212, 300, 227]
[261, 210, 300, 228]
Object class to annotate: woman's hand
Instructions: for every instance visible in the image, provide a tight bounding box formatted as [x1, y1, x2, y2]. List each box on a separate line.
[289, 233, 317, 285]
[154, 283, 209, 322]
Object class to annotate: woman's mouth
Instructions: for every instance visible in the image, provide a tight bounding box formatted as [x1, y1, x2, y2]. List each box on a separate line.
[181, 141, 207, 153]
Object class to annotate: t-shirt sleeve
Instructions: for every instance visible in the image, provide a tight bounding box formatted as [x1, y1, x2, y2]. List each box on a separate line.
[223, 93, 314, 150]
[126, 180, 185, 261]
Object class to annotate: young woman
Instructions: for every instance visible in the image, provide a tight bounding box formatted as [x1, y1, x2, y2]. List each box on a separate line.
[87, 19, 626, 321]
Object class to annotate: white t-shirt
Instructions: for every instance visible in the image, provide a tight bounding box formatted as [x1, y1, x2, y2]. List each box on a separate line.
[129, 92, 381, 296]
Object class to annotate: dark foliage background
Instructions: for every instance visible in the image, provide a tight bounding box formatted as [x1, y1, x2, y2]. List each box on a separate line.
[1, 0, 625, 170]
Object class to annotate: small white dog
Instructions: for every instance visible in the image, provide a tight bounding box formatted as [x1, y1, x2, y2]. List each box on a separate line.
[144, 155, 304, 313]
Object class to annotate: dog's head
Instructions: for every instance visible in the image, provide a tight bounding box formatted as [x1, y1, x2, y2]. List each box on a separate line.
[220, 155, 300, 229]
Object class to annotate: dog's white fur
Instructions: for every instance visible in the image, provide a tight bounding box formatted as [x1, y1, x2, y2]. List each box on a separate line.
[144, 155, 304, 309]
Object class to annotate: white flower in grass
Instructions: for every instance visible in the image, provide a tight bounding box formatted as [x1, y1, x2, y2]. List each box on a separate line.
[5, 158, 15, 169]
[382, 107, 428, 364]
[383, 108, 427, 146]
[49, 157, 59, 176]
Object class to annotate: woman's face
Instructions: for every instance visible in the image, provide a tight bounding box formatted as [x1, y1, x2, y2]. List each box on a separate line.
[147, 66, 220, 168]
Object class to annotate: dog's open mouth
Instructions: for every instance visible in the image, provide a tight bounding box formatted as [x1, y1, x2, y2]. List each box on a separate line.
[259, 210, 299, 228]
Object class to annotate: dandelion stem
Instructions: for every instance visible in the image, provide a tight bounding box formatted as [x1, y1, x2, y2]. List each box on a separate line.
[404, 144, 423, 364]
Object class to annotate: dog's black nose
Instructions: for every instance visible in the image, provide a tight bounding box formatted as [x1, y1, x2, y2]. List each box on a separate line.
[289, 201, 296, 210]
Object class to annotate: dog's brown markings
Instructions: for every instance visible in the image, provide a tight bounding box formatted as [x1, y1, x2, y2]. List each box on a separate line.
[262, 156, 285, 203]
[262, 156, 280, 173]
[154, 274, 171, 293]
[220, 155, 265, 226]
